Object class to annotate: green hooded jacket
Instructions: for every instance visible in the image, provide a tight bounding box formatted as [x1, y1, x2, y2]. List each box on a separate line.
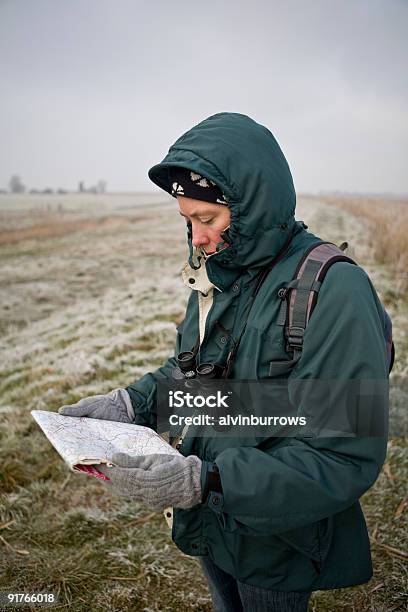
[126, 113, 389, 591]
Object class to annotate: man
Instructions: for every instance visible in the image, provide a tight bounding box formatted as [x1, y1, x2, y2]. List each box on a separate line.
[59, 113, 389, 612]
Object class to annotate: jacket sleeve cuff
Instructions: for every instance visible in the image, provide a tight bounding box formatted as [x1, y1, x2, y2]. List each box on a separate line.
[125, 385, 157, 431]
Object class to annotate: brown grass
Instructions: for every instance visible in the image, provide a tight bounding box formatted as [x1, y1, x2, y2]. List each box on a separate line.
[0, 215, 139, 245]
[321, 196, 408, 294]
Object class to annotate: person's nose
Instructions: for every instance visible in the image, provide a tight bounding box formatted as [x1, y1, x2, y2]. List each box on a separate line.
[191, 222, 210, 248]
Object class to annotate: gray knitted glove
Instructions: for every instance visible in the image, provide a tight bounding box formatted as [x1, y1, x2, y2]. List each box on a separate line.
[98, 452, 202, 512]
[58, 388, 135, 423]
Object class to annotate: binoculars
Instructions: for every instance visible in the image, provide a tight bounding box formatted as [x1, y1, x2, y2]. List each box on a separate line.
[171, 351, 232, 432]
[172, 351, 224, 384]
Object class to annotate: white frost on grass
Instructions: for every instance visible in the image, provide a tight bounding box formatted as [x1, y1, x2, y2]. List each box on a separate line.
[0, 196, 188, 411]
[1, 195, 406, 422]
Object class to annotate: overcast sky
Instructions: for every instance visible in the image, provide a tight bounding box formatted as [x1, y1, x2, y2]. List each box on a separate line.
[0, 0, 407, 194]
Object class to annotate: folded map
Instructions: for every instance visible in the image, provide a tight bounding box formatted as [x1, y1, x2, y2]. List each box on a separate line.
[31, 410, 178, 470]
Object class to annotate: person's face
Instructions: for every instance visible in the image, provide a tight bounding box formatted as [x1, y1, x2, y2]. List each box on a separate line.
[177, 196, 231, 255]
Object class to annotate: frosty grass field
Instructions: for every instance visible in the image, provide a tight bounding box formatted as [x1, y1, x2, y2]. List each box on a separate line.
[0, 193, 407, 611]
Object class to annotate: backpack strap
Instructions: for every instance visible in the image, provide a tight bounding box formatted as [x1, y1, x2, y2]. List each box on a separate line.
[269, 242, 356, 376]
[286, 242, 356, 355]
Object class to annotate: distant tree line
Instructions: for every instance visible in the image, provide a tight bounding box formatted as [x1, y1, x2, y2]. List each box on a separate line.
[0, 175, 108, 195]
[78, 180, 107, 194]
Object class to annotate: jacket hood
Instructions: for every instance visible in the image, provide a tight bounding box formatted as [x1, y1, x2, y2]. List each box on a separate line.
[149, 112, 297, 288]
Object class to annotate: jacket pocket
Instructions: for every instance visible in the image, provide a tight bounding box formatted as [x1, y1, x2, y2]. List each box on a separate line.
[276, 516, 333, 573]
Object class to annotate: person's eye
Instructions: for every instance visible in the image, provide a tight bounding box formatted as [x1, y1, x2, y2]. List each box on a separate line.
[200, 218, 213, 225]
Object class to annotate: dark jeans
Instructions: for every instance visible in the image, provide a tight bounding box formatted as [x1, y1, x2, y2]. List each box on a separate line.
[200, 556, 311, 612]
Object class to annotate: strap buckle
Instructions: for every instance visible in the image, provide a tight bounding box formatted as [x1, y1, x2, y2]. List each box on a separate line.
[286, 326, 305, 350]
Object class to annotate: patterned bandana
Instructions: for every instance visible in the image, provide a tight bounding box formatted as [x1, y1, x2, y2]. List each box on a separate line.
[168, 167, 228, 205]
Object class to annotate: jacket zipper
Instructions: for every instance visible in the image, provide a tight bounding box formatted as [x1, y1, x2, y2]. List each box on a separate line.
[176, 251, 220, 450]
